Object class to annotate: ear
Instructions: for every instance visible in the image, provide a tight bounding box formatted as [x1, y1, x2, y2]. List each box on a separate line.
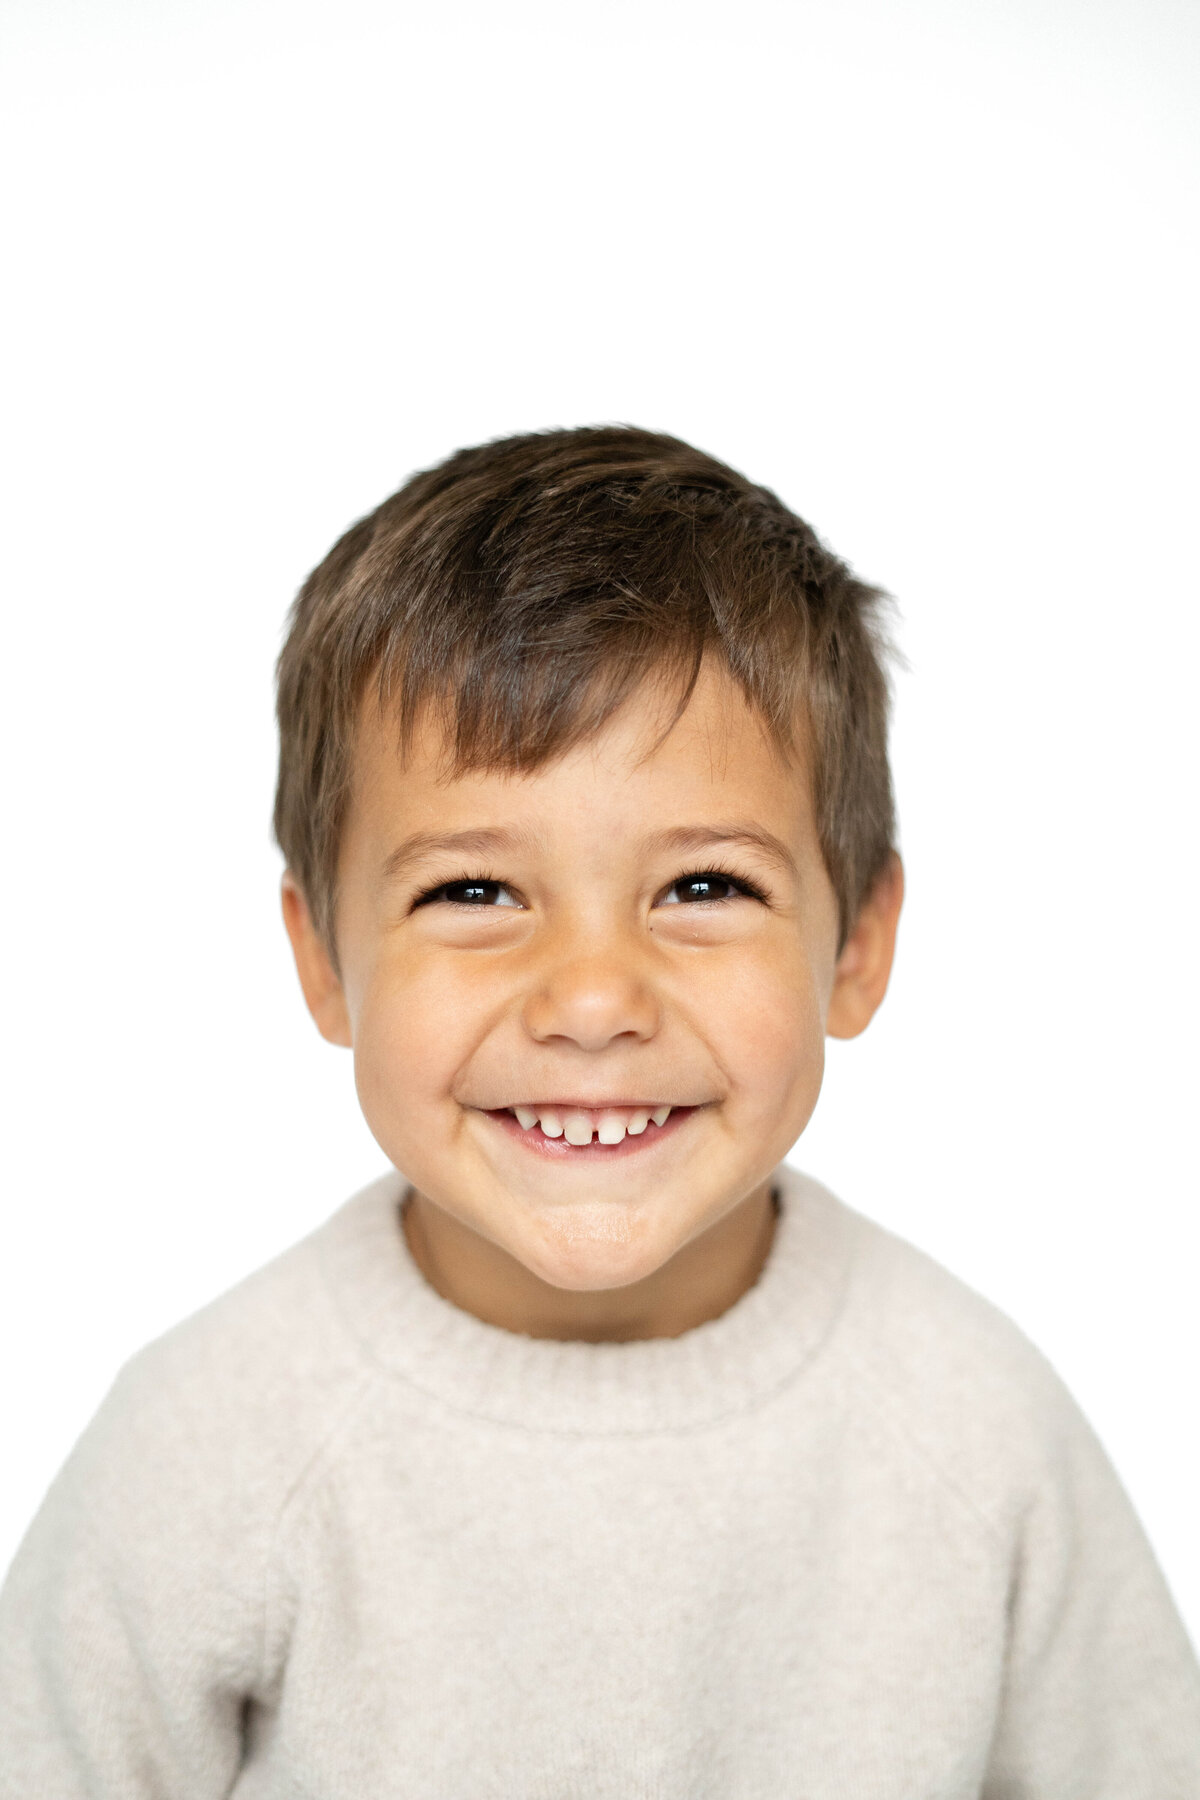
[280, 872, 352, 1047]
[825, 852, 904, 1040]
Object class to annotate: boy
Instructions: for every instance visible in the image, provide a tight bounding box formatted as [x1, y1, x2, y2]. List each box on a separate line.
[1, 425, 1197, 1796]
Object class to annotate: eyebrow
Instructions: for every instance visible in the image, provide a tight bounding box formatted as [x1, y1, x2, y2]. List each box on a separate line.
[381, 826, 546, 887]
[379, 821, 797, 886]
[649, 823, 797, 876]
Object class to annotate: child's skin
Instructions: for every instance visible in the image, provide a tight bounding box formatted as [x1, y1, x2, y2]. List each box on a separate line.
[282, 659, 904, 1342]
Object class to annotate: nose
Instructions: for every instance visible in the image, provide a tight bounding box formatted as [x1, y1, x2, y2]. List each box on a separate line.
[521, 940, 662, 1052]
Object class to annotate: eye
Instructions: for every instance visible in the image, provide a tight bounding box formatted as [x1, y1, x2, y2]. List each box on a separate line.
[413, 877, 523, 910]
[658, 869, 767, 906]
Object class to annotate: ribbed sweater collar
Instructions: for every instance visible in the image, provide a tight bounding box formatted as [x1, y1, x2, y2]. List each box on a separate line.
[315, 1163, 856, 1435]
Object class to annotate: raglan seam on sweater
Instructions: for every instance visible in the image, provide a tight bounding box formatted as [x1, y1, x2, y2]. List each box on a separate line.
[255, 1360, 385, 1692]
[838, 1340, 1011, 1559]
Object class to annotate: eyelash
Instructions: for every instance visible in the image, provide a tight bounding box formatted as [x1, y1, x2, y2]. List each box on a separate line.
[410, 870, 506, 910]
[674, 866, 770, 906]
[410, 865, 770, 910]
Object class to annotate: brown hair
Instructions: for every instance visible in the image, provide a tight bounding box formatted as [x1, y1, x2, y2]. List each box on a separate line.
[274, 425, 897, 959]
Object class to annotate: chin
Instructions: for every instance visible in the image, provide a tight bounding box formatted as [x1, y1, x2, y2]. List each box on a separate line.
[522, 1203, 675, 1292]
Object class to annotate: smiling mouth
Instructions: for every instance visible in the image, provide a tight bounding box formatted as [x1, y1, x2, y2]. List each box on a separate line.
[485, 1103, 699, 1149]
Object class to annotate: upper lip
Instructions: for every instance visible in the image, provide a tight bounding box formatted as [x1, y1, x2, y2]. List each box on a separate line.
[484, 1100, 701, 1111]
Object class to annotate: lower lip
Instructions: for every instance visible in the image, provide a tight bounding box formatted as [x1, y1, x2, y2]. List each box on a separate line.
[481, 1106, 700, 1160]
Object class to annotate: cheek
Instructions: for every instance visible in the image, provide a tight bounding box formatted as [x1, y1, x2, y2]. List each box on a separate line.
[349, 953, 472, 1131]
[690, 936, 827, 1107]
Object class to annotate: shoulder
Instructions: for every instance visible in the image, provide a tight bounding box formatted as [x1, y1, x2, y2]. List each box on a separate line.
[0, 1182, 405, 1749]
[782, 1169, 1107, 1545]
[782, 1177, 1200, 1760]
[37, 1173, 401, 1580]
[0, 1174, 404, 1710]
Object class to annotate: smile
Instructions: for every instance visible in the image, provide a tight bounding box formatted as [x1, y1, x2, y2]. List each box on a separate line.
[482, 1103, 700, 1156]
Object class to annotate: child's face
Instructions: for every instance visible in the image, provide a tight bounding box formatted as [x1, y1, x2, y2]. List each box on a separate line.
[284, 659, 901, 1328]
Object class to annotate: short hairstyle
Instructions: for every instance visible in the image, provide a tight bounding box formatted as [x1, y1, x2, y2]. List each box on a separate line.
[274, 426, 897, 961]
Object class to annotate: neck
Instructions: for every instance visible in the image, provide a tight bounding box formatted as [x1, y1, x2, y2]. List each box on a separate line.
[402, 1182, 779, 1342]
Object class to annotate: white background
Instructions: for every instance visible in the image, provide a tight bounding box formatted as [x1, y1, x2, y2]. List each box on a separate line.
[2, 0, 1197, 1644]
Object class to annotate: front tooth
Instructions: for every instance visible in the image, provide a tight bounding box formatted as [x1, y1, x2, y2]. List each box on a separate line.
[513, 1106, 538, 1130]
[650, 1106, 672, 1127]
[597, 1110, 627, 1145]
[538, 1108, 564, 1138]
[626, 1109, 650, 1135]
[563, 1110, 594, 1146]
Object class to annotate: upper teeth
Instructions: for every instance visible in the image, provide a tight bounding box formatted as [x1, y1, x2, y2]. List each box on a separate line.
[510, 1104, 673, 1144]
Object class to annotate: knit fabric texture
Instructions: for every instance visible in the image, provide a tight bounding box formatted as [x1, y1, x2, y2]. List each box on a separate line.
[2, 1163, 1198, 1797]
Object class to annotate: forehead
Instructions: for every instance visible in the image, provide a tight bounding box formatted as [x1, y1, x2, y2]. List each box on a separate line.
[349, 659, 814, 830]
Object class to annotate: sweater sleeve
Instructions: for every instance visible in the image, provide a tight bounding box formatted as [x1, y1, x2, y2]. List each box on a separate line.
[0, 1349, 265, 1798]
[981, 1376, 1200, 1798]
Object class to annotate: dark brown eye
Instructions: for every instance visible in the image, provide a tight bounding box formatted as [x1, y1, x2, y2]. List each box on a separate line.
[445, 882, 499, 905]
[414, 879, 521, 909]
[660, 871, 760, 906]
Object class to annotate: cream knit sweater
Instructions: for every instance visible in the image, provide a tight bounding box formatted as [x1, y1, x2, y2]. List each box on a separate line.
[1, 1164, 1198, 1798]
